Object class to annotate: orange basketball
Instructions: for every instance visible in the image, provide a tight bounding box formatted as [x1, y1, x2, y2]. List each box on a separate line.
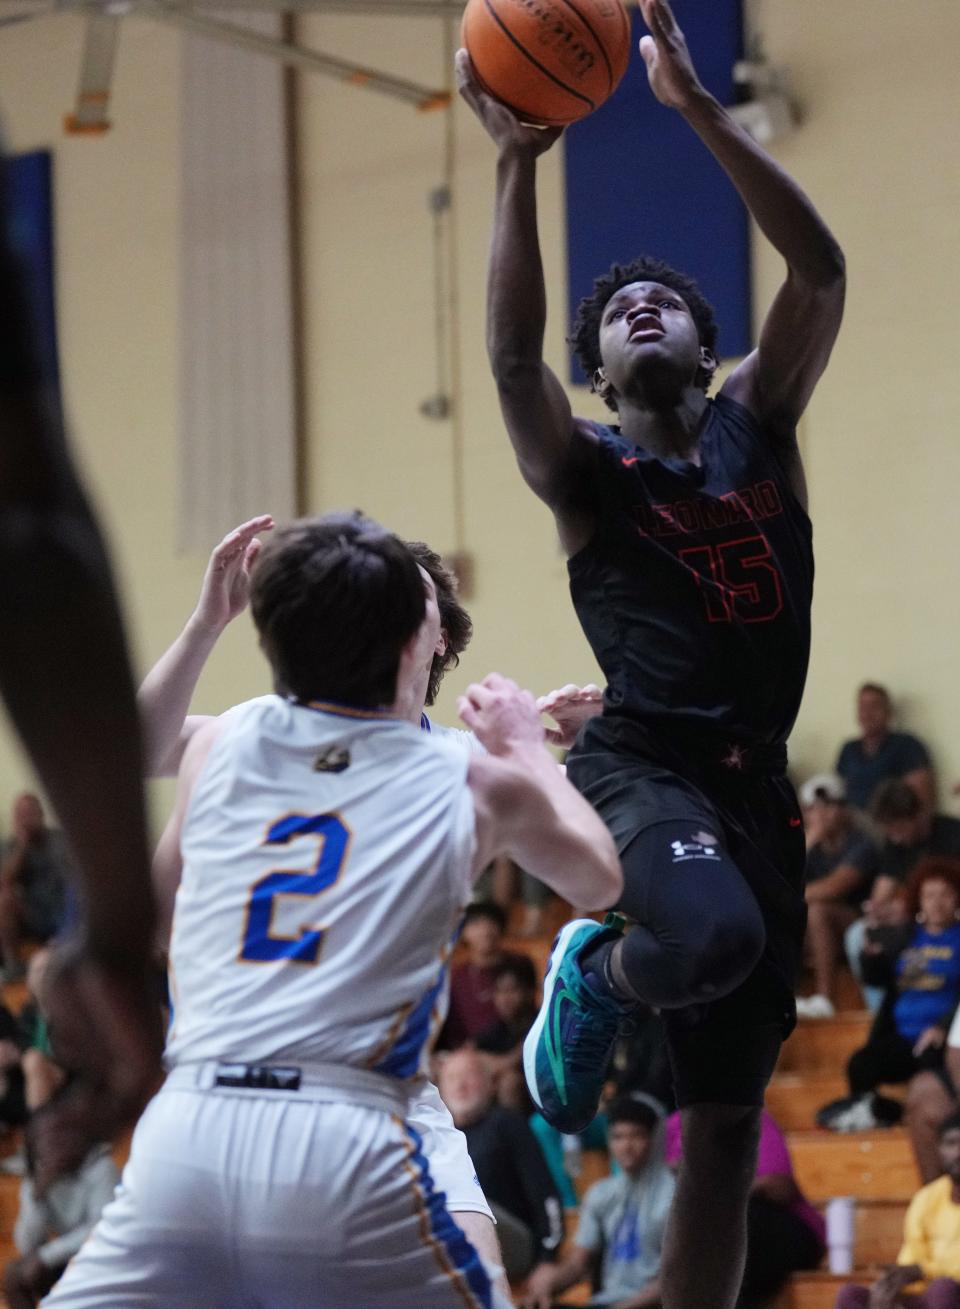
[462, 0, 632, 127]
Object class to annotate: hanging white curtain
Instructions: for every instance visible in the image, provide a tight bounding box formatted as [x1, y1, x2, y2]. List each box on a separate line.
[178, 14, 297, 550]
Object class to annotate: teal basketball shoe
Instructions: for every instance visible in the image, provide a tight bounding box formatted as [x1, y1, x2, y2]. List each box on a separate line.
[523, 916, 633, 1134]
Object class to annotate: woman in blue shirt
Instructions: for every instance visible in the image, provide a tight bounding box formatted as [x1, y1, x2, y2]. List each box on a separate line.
[826, 859, 960, 1132]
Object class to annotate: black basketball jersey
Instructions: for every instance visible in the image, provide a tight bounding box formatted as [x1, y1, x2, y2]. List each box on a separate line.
[568, 393, 813, 748]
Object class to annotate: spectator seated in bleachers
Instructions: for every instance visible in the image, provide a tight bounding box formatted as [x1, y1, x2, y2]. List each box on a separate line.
[439, 903, 529, 1050]
[3, 1121, 118, 1309]
[438, 1048, 563, 1286]
[847, 784, 960, 1012]
[522, 1096, 673, 1309]
[0, 796, 74, 984]
[666, 1106, 824, 1308]
[797, 773, 879, 1020]
[834, 1111, 960, 1309]
[823, 859, 960, 1133]
[474, 954, 539, 1110]
[836, 683, 935, 817]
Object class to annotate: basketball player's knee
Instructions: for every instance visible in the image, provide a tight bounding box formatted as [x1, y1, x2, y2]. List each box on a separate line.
[684, 901, 764, 1002]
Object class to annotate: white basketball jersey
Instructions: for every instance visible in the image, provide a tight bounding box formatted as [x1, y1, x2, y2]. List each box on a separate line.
[166, 696, 476, 1077]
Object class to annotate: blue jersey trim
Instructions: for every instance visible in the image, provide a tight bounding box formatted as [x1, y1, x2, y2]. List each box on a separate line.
[402, 1122, 493, 1308]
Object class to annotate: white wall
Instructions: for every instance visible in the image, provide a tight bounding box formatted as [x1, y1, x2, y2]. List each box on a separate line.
[0, 0, 957, 833]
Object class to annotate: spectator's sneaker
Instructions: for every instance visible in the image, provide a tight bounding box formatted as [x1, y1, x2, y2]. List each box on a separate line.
[795, 993, 836, 1020]
[523, 917, 634, 1133]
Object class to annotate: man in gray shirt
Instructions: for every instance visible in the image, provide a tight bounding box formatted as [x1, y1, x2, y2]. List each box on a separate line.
[523, 1098, 674, 1309]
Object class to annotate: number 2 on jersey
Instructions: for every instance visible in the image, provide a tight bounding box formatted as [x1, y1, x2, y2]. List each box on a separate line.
[239, 812, 350, 964]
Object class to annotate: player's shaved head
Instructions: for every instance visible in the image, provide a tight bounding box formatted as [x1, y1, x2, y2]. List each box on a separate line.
[251, 512, 425, 709]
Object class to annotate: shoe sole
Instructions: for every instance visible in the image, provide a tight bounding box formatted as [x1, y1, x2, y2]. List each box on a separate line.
[523, 918, 596, 1116]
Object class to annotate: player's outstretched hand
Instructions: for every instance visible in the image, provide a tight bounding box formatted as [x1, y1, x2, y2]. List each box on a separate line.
[537, 682, 603, 748]
[30, 943, 163, 1195]
[637, 0, 706, 112]
[192, 514, 274, 635]
[455, 49, 563, 156]
[458, 672, 546, 756]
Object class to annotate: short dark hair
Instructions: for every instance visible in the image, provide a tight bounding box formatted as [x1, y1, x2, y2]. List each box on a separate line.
[859, 682, 891, 702]
[404, 542, 473, 706]
[463, 902, 507, 933]
[606, 1096, 659, 1133]
[569, 256, 719, 410]
[871, 779, 923, 825]
[493, 955, 537, 992]
[939, 1109, 960, 1139]
[250, 512, 425, 708]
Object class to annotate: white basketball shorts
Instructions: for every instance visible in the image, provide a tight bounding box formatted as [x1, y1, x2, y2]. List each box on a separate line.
[407, 1080, 493, 1220]
[42, 1072, 509, 1309]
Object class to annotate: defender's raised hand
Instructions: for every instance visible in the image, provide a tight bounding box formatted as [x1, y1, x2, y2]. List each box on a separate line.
[192, 514, 274, 634]
[455, 49, 562, 156]
[638, 0, 706, 111]
[537, 682, 603, 748]
[458, 673, 546, 756]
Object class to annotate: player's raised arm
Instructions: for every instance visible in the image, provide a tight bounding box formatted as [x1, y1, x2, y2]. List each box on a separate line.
[138, 515, 273, 777]
[460, 674, 622, 911]
[637, 0, 844, 442]
[456, 53, 595, 534]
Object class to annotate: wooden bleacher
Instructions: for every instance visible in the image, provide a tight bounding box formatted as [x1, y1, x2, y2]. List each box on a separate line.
[0, 912, 920, 1309]
[497, 910, 921, 1309]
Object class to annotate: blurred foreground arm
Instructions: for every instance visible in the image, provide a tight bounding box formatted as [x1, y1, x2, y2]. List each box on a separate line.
[0, 149, 161, 1182]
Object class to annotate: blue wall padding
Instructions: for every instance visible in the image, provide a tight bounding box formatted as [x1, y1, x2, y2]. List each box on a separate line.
[564, 1, 748, 382]
[9, 150, 59, 384]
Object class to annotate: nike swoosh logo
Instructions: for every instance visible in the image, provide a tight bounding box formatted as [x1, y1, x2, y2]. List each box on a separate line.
[543, 982, 580, 1105]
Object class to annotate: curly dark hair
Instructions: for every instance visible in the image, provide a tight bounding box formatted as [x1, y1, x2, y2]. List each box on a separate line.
[569, 256, 719, 411]
[404, 541, 473, 706]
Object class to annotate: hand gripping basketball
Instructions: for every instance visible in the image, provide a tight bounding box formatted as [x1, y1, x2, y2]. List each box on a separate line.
[455, 50, 563, 155]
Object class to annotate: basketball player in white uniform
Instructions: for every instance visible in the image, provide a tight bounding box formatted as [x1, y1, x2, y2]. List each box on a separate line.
[134, 514, 600, 1288]
[44, 513, 621, 1308]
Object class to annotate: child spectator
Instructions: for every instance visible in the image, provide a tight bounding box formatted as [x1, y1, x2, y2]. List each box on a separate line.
[666, 1107, 824, 1308]
[475, 954, 540, 1110]
[522, 1096, 673, 1308]
[834, 1111, 960, 1308]
[825, 860, 960, 1132]
[440, 903, 526, 1049]
[836, 684, 935, 815]
[438, 1048, 563, 1284]
[3, 1130, 118, 1308]
[797, 773, 878, 1019]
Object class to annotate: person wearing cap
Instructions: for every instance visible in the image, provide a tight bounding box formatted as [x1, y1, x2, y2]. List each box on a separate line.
[796, 774, 879, 1020]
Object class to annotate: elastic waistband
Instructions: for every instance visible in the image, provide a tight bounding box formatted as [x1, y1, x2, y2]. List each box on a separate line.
[163, 1059, 414, 1116]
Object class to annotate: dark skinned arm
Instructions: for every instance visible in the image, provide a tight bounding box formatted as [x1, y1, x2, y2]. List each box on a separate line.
[637, 0, 844, 497]
[455, 53, 596, 554]
[0, 143, 161, 1186]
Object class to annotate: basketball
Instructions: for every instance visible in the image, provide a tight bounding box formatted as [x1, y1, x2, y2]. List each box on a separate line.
[461, 0, 632, 127]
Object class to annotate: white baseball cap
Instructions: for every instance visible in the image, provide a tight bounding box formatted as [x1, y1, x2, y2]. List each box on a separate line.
[799, 773, 847, 807]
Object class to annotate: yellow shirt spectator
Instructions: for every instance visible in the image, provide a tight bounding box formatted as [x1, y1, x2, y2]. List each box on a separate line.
[898, 1175, 960, 1281]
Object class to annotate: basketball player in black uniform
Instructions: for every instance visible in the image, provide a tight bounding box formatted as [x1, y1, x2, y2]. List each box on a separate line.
[457, 2, 844, 1307]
